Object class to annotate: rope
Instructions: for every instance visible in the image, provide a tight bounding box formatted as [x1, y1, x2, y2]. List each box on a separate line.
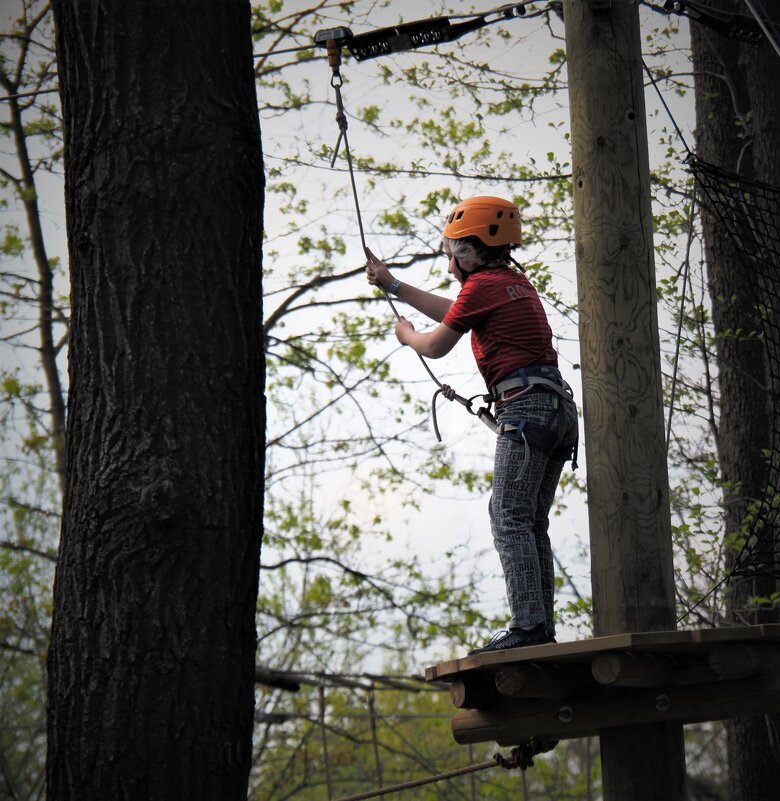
[641, 0, 766, 45]
[324, 41, 410, 331]
[676, 571, 731, 625]
[331, 739, 558, 801]
[332, 759, 498, 801]
[641, 58, 692, 157]
[325, 41, 405, 323]
[741, 0, 780, 58]
[665, 176, 698, 450]
[639, 56, 731, 626]
[431, 385, 484, 442]
[324, 38, 479, 440]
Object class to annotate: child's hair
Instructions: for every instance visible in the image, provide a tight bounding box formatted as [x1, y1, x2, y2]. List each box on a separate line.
[442, 235, 512, 268]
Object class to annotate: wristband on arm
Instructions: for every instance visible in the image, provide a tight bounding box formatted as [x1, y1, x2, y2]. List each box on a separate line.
[388, 278, 401, 295]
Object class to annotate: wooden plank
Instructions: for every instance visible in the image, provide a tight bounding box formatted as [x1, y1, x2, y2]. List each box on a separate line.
[425, 626, 779, 682]
[451, 671, 780, 745]
[426, 634, 642, 681]
[694, 624, 780, 643]
[426, 631, 686, 681]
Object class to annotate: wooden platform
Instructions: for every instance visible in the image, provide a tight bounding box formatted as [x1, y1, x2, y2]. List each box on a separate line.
[425, 625, 780, 745]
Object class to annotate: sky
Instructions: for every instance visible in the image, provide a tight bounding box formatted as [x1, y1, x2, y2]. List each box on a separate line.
[260, 1, 580, 647]
[258, 0, 697, 653]
[0, 0, 699, 660]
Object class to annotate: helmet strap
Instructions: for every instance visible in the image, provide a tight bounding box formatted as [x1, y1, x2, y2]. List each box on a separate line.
[461, 259, 508, 283]
[453, 257, 470, 284]
[509, 255, 526, 273]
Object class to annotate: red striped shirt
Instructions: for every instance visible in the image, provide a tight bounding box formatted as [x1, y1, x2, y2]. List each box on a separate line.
[442, 266, 557, 389]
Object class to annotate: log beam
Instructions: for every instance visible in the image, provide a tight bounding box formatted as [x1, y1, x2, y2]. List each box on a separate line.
[450, 678, 503, 710]
[709, 643, 780, 678]
[591, 652, 675, 688]
[451, 672, 780, 745]
[495, 664, 582, 699]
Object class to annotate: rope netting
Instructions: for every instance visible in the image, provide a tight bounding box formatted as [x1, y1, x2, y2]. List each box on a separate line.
[690, 156, 780, 579]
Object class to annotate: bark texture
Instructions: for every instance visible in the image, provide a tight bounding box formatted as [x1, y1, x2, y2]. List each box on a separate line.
[690, 2, 780, 798]
[46, 2, 264, 800]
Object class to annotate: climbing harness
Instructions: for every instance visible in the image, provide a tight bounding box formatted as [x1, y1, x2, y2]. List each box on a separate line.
[436, 366, 578, 476]
[315, 8, 576, 448]
[484, 365, 579, 477]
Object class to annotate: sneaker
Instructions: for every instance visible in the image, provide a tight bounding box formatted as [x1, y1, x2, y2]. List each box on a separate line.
[468, 623, 552, 655]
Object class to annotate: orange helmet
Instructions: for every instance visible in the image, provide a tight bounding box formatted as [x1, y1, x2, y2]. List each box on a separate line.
[442, 196, 522, 247]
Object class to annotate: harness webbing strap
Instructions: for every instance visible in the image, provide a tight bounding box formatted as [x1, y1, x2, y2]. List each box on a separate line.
[494, 374, 573, 399]
[491, 366, 574, 406]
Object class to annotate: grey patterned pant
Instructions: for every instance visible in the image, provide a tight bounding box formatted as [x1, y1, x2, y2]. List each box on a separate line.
[488, 391, 579, 634]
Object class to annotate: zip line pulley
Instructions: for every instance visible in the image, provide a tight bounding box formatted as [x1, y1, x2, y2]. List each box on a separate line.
[313, 4, 530, 63]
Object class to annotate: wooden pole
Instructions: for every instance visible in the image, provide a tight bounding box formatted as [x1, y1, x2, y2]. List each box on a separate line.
[563, 1, 686, 798]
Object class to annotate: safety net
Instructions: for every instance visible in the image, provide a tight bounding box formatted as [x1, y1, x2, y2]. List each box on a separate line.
[690, 156, 780, 580]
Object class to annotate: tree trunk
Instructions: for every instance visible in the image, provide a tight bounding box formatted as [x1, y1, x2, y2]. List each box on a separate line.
[690, 2, 780, 798]
[46, 3, 264, 800]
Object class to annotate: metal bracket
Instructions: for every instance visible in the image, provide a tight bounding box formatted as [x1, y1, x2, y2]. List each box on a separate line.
[663, 0, 764, 44]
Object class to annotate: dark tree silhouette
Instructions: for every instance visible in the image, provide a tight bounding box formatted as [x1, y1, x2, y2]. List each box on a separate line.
[690, 2, 780, 798]
[46, 3, 264, 799]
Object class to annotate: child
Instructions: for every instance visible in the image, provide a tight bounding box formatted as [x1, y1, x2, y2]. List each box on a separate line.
[366, 196, 577, 652]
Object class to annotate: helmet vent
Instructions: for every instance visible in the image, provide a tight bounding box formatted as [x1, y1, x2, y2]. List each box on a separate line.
[456, 211, 465, 220]
[488, 224, 499, 237]
[496, 211, 504, 219]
